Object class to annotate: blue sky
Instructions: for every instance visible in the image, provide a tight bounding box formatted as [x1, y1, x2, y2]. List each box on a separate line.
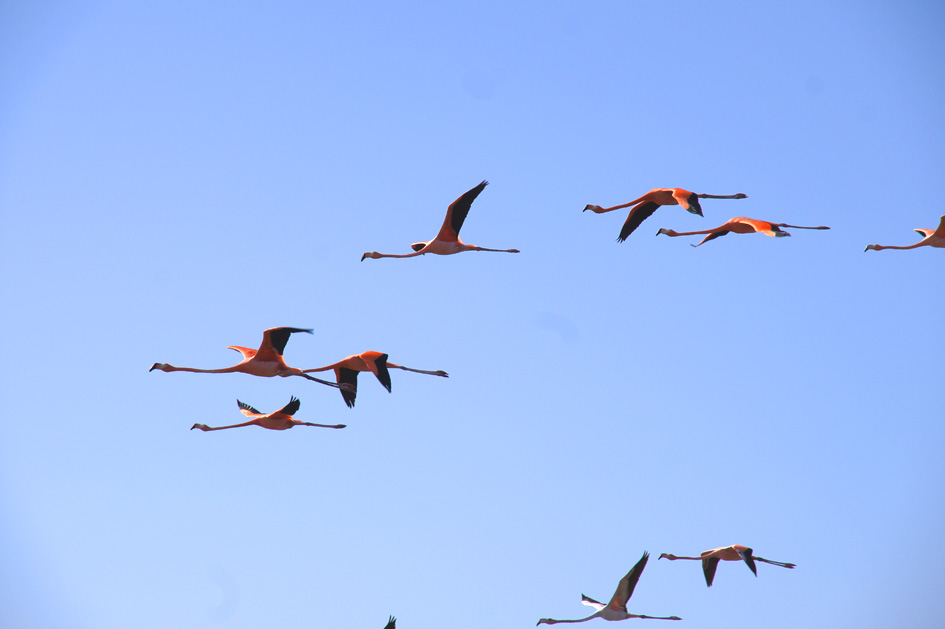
[1, 1, 943, 627]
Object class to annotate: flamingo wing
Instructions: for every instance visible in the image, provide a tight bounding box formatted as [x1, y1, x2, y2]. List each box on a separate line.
[372, 353, 393, 392]
[383, 616, 396, 629]
[608, 551, 649, 611]
[435, 180, 488, 241]
[617, 201, 660, 242]
[237, 400, 264, 417]
[227, 346, 257, 360]
[581, 595, 606, 611]
[693, 230, 730, 247]
[736, 547, 758, 577]
[277, 396, 301, 417]
[338, 367, 359, 408]
[933, 215, 945, 237]
[672, 189, 703, 216]
[914, 228, 934, 238]
[262, 327, 314, 356]
[702, 556, 720, 587]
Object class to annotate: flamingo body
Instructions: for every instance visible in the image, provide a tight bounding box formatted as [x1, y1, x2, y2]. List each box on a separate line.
[537, 552, 681, 624]
[659, 544, 796, 587]
[657, 217, 829, 246]
[191, 397, 346, 432]
[583, 188, 747, 242]
[361, 181, 519, 260]
[865, 215, 945, 251]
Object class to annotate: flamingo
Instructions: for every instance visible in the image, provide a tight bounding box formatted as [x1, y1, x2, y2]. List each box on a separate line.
[656, 217, 829, 246]
[536, 552, 681, 625]
[383, 617, 396, 629]
[149, 327, 351, 391]
[361, 180, 520, 260]
[659, 545, 795, 587]
[865, 215, 945, 251]
[191, 397, 346, 431]
[303, 351, 448, 408]
[583, 188, 747, 242]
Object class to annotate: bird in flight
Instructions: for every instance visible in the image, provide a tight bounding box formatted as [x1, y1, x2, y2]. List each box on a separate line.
[536, 552, 681, 624]
[659, 545, 795, 587]
[657, 217, 829, 246]
[191, 397, 346, 432]
[303, 351, 448, 408]
[361, 180, 520, 260]
[383, 617, 396, 629]
[865, 215, 945, 252]
[583, 188, 747, 242]
[149, 327, 352, 391]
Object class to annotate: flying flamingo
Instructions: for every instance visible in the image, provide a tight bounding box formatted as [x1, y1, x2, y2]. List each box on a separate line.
[536, 552, 681, 625]
[191, 397, 346, 432]
[383, 617, 396, 629]
[583, 188, 747, 242]
[361, 180, 519, 260]
[303, 351, 448, 408]
[659, 545, 795, 587]
[656, 217, 829, 246]
[865, 215, 945, 251]
[149, 327, 351, 391]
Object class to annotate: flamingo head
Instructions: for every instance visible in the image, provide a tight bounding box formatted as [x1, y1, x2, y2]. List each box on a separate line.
[864, 244, 882, 252]
[149, 362, 171, 372]
[656, 228, 677, 237]
[582, 204, 604, 213]
[191, 423, 209, 431]
[734, 193, 748, 199]
[361, 251, 380, 261]
[658, 553, 676, 560]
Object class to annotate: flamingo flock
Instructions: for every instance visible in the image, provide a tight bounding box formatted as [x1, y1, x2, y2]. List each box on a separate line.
[149, 181, 935, 627]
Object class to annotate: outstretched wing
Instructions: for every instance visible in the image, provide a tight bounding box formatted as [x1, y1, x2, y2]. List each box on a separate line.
[673, 189, 703, 216]
[339, 368, 360, 408]
[277, 396, 301, 417]
[262, 327, 314, 356]
[702, 556, 720, 587]
[932, 215, 945, 238]
[617, 201, 659, 242]
[608, 551, 649, 611]
[737, 547, 758, 577]
[435, 180, 488, 241]
[693, 230, 730, 247]
[581, 594, 606, 611]
[372, 353, 393, 392]
[383, 616, 396, 629]
[237, 400, 263, 417]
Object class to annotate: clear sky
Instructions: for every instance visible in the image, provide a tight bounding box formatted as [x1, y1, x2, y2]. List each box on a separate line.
[1, 1, 943, 627]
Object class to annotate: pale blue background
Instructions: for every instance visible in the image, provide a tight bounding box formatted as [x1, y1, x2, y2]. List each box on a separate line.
[2, 1, 943, 627]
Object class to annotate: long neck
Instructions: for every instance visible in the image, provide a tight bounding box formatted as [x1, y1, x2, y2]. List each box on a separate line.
[388, 363, 448, 377]
[538, 612, 599, 625]
[204, 420, 259, 431]
[598, 200, 641, 213]
[300, 364, 337, 374]
[298, 372, 342, 388]
[874, 243, 924, 251]
[167, 365, 240, 374]
[369, 251, 425, 259]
